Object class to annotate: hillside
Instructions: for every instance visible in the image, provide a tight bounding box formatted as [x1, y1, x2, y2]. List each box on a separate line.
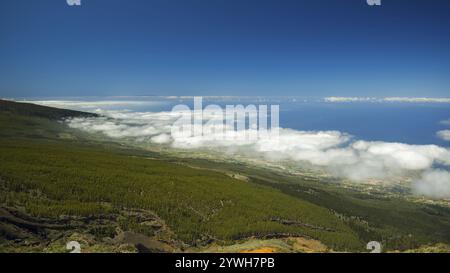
[0, 99, 97, 120]
[0, 100, 362, 252]
[1, 100, 449, 253]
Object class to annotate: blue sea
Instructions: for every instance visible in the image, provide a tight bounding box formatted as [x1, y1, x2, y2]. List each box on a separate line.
[279, 102, 450, 146]
[23, 97, 450, 147]
[121, 98, 450, 147]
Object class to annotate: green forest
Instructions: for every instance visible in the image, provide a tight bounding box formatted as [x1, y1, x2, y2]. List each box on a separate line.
[1, 100, 449, 253]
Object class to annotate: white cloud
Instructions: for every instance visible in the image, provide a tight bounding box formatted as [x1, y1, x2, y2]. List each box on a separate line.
[151, 133, 171, 144]
[413, 169, 450, 199]
[440, 119, 450, 126]
[324, 97, 378, 103]
[437, 130, 450, 141]
[324, 97, 450, 103]
[67, 109, 177, 139]
[20, 100, 164, 111]
[384, 97, 450, 103]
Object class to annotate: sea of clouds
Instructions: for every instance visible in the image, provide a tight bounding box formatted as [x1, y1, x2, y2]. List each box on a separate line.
[66, 114, 450, 199]
[25, 99, 450, 199]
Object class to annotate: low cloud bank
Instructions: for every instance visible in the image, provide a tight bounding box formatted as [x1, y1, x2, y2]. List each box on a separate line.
[413, 170, 450, 199]
[324, 97, 377, 102]
[440, 119, 450, 125]
[21, 100, 164, 111]
[325, 97, 450, 103]
[437, 130, 450, 141]
[66, 109, 450, 199]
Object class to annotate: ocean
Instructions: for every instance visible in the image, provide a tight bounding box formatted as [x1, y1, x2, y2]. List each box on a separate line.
[21, 97, 450, 146]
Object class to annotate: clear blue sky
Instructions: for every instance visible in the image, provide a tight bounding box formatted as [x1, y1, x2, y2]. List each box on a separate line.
[1, 0, 450, 98]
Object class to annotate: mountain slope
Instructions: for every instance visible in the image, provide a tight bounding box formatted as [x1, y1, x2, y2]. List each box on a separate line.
[0, 100, 363, 252]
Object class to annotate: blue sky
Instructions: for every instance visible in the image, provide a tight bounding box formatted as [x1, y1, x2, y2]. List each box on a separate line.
[1, 0, 450, 97]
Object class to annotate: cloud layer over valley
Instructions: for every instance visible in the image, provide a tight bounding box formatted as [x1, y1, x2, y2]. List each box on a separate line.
[63, 106, 450, 200]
